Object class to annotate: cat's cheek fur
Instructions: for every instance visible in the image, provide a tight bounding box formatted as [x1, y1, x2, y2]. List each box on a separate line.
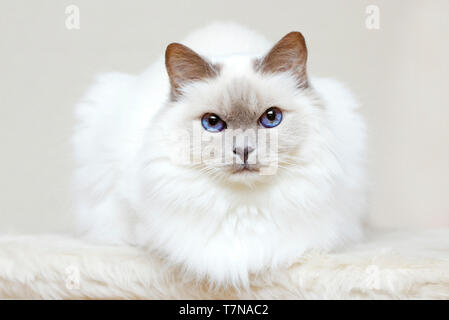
[73, 22, 367, 286]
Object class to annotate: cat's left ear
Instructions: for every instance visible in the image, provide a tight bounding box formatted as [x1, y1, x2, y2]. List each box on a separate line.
[165, 43, 220, 100]
[255, 32, 308, 88]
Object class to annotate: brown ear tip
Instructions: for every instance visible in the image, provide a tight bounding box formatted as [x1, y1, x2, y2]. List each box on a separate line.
[284, 31, 306, 43]
[165, 42, 188, 59]
[166, 42, 180, 54]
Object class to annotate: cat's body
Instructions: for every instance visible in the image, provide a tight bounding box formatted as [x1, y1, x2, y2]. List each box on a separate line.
[73, 22, 366, 285]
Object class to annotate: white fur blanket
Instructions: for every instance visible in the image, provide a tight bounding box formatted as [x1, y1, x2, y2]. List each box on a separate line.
[0, 229, 448, 299]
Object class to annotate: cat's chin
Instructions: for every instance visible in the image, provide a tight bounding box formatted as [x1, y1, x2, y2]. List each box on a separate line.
[231, 164, 260, 174]
[223, 164, 275, 185]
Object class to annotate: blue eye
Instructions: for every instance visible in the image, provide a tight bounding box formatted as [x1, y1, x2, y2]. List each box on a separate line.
[201, 113, 226, 132]
[259, 107, 282, 128]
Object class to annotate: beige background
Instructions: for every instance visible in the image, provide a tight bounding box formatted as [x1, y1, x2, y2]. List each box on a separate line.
[0, 0, 448, 234]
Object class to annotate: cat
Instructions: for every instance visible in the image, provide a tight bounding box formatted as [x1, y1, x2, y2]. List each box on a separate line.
[73, 22, 366, 286]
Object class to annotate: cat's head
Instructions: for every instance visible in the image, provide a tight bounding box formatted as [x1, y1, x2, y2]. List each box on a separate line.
[153, 32, 323, 186]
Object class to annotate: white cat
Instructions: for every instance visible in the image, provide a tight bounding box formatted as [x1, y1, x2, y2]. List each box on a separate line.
[73, 22, 366, 286]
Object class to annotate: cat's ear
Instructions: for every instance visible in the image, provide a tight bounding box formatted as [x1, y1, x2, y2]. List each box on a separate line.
[165, 43, 220, 100]
[255, 32, 308, 88]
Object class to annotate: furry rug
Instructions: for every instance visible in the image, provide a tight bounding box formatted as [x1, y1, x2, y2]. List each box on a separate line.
[0, 229, 448, 299]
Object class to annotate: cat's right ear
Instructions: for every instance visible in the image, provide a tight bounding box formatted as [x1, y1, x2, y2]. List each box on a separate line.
[165, 43, 219, 100]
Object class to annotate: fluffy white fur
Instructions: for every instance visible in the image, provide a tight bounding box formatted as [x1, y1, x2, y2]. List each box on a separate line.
[73, 22, 366, 285]
[1, 229, 448, 299]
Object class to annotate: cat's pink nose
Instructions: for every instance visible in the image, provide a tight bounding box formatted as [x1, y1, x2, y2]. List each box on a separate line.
[233, 146, 254, 163]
